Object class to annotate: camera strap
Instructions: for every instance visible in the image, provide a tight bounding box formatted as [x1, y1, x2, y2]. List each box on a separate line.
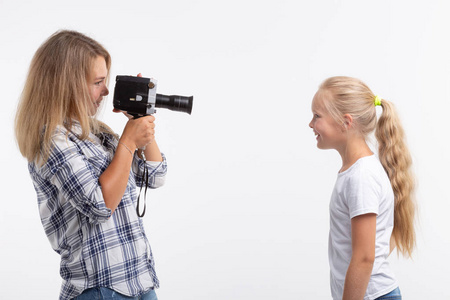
[136, 152, 149, 217]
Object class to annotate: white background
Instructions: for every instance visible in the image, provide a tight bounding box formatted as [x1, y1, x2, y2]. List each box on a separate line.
[1, 0, 449, 299]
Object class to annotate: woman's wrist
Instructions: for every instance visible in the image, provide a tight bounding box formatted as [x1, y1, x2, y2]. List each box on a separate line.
[143, 140, 163, 162]
[118, 138, 136, 155]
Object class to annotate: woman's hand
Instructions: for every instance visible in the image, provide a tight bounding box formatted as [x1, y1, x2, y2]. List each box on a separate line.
[113, 108, 134, 120]
[120, 115, 156, 150]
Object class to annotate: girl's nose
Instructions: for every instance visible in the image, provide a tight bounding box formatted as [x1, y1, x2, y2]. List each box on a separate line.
[103, 87, 109, 96]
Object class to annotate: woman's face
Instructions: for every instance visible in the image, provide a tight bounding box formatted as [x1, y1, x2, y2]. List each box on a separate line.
[88, 56, 109, 116]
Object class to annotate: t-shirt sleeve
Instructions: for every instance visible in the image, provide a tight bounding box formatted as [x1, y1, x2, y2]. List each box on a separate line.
[344, 168, 381, 219]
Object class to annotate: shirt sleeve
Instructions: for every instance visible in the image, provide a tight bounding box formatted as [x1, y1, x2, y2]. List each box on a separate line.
[42, 131, 112, 223]
[132, 153, 167, 189]
[344, 167, 381, 219]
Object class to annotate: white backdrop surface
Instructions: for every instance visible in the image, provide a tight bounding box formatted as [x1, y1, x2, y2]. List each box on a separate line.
[1, 0, 449, 299]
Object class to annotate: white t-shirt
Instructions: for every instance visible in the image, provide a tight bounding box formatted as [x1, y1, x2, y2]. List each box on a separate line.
[329, 155, 398, 300]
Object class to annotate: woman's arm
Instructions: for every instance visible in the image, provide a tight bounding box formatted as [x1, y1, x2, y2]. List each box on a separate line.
[137, 137, 163, 162]
[342, 213, 377, 300]
[99, 116, 156, 214]
[98, 140, 134, 214]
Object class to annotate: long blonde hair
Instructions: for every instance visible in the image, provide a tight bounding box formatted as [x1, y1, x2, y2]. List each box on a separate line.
[15, 30, 114, 164]
[319, 76, 416, 257]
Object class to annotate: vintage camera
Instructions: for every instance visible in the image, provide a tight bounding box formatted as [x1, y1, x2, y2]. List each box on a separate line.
[113, 75, 193, 117]
[113, 75, 193, 218]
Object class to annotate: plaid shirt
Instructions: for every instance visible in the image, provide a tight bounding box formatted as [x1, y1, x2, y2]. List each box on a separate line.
[28, 123, 167, 300]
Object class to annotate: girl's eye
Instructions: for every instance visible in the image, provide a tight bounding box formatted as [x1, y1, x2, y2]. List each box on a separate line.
[314, 114, 320, 118]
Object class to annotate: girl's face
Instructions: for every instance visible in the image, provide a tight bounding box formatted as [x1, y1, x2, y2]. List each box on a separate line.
[88, 56, 109, 116]
[309, 90, 346, 151]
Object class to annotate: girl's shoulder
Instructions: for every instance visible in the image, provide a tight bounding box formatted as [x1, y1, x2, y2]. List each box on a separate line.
[339, 155, 379, 176]
[339, 155, 390, 191]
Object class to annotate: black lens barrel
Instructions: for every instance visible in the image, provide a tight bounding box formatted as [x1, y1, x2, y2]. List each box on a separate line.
[156, 94, 193, 115]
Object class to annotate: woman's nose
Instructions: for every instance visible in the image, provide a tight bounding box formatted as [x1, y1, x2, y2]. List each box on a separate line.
[103, 87, 109, 96]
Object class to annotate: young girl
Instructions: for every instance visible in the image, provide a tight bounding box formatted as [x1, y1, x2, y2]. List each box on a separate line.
[15, 30, 165, 300]
[309, 76, 416, 300]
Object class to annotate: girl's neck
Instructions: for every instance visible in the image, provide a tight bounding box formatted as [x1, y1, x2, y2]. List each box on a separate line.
[337, 137, 373, 173]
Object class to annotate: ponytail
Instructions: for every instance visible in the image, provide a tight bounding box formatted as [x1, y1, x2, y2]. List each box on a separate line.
[375, 99, 416, 257]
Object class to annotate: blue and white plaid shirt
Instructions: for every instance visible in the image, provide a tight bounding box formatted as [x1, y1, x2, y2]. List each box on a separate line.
[28, 122, 167, 300]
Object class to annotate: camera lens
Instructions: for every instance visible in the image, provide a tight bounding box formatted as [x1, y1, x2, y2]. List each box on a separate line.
[155, 94, 193, 115]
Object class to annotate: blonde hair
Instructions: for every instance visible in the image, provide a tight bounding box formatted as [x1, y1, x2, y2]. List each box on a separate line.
[319, 76, 416, 257]
[15, 30, 115, 164]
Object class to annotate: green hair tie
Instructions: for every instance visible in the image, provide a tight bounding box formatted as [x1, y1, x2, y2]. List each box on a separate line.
[374, 95, 382, 106]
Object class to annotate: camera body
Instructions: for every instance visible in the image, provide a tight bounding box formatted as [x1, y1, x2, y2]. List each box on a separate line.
[113, 75, 193, 117]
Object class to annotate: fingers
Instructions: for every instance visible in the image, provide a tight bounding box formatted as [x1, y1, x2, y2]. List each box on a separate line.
[125, 115, 156, 149]
[133, 117, 155, 130]
[141, 115, 155, 123]
[113, 108, 134, 120]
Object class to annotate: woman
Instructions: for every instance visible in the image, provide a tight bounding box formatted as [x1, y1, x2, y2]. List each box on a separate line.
[15, 30, 166, 300]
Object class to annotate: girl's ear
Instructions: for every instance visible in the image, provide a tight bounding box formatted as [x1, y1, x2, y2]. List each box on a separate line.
[342, 114, 353, 130]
